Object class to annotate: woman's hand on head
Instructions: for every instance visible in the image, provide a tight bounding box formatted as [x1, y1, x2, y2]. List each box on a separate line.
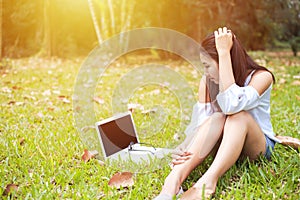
[214, 27, 233, 55]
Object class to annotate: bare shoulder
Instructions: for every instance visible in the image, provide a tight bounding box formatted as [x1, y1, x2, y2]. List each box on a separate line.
[249, 70, 273, 95]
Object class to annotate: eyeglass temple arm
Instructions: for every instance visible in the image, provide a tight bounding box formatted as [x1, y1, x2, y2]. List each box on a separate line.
[129, 141, 157, 151]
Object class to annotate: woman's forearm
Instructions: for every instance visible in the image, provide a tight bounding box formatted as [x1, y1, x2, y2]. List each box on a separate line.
[214, 27, 235, 92]
[218, 52, 235, 92]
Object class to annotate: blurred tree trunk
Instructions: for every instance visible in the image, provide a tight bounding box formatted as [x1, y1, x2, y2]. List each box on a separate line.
[107, 0, 115, 35]
[88, 0, 102, 44]
[119, 0, 135, 52]
[43, 0, 52, 57]
[0, 0, 2, 59]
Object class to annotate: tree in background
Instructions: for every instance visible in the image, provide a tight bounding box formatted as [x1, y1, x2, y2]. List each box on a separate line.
[0, 0, 2, 59]
[269, 0, 300, 56]
[88, 0, 102, 45]
[42, 0, 53, 57]
[3, 0, 43, 57]
[1, 0, 299, 58]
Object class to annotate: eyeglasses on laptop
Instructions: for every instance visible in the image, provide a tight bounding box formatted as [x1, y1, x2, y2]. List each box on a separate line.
[128, 141, 157, 155]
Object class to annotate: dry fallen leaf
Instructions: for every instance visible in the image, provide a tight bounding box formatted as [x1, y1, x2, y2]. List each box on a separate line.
[12, 86, 22, 90]
[52, 90, 60, 95]
[37, 112, 44, 118]
[97, 160, 105, 166]
[93, 96, 104, 104]
[23, 95, 36, 101]
[293, 75, 300, 79]
[47, 107, 55, 111]
[1, 87, 12, 93]
[291, 80, 300, 86]
[2, 184, 18, 196]
[58, 96, 71, 104]
[278, 78, 286, 84]
[8, 101, 24, 106]
[173, 133, 181, 141]
[19, 138, 25, 145]
[81, 149, 99, 162]
[128, 103, 139, 112]
[127, 103, 144, 113]
[42, 90, 51, 96]
[28, 169, 33, 178]
[108, 172, 134, 189]
[141, 108, 157, 115]
[8, 101, 16, 105]
[269, 169, 276, 176]
[150, 89, 160, 95]
[276, 135, 300, 150]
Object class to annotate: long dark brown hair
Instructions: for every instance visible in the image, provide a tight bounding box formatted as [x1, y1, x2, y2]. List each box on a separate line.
[200, 32, 275, 105]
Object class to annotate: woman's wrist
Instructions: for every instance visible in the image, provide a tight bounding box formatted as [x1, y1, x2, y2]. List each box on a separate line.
[217, 50, 231, 57]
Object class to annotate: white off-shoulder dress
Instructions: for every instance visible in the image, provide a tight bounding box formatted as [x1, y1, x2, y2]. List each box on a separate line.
[185, 71, 280, 144]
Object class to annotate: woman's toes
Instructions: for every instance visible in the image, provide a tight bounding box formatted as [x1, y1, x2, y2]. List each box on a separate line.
[180, 185, 215, 200]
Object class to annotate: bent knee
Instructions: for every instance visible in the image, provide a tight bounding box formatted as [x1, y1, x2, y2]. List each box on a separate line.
[226, 111, 253, 125]
[210, 112, 226, 122]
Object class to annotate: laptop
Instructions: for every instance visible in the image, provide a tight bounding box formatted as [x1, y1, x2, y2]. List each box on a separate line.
[95, 111, 172, 163]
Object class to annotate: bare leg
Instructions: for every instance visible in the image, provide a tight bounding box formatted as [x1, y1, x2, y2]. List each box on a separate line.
[158, 112, 226, 196]
[182, 111, 267, 199]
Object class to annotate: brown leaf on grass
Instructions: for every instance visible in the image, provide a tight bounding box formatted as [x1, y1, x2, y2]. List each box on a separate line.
[62, 98, 70, 104]
[291, 80, 300, 86]
[296, 95, 300, 101]
[1, 87, 12, 93]
[15, 102, 24, 106]
[276, 135, 300, 150]
[58, 95, 66, 99]
[278, 78, 286, 84]
[42, 89, 51, 96]
[269, 169, 276, 176]
[37, 112, 44, 118]
[141, 108, 157, 115]
[12, 86, 22, 90]
[97, 159, 105, 166]
[28, 169, 33, 178]
[8, 101, 24, 106]
[93, 96, 104, 104]
[127, 103, 143, 113]
[108, 172, 134, 189]
[173, 133, 181, 141]
[81, 149, 99, 162]
[23, 95, 36, 101]
[293, 75, 300, 79]
[149, 89, 161, 95]
[47, 107, 55, 111]
[52, 90, 60, 95]
[58, 96, 70, 104]
[19, 138, 25, 145]
[2, 184, 18, 196]
[74, 106, 81, 112]
[127, 103, 138, 113]
[8, 101, 16, 105]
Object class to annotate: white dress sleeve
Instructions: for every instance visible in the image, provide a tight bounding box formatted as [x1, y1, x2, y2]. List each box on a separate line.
[184, 101, 213, 136]
[216, 83, 260, 115]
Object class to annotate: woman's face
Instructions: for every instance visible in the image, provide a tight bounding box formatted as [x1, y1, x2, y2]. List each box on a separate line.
[200, 54, 219, 84]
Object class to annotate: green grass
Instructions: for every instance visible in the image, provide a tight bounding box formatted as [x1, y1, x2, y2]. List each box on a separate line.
[0, 51, 299, 199]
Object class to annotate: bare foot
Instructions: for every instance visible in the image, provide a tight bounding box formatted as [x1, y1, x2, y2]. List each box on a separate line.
[180, 179, 216, 200]
[180, 186, 214, 200]
[159, 175, 182, 197]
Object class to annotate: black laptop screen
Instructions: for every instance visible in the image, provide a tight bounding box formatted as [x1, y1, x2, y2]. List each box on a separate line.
[97, 114, 138, 157]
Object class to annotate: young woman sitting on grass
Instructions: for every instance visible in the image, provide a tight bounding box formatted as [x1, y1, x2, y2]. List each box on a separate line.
[154, 27, 281, 199]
